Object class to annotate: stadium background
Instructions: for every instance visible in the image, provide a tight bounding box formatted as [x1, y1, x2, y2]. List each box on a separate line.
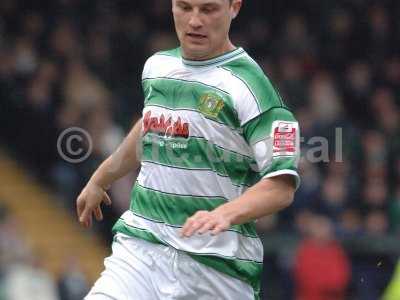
[0, 0, 400, 299]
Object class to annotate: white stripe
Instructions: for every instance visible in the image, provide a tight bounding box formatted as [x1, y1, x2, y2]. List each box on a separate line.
[252, 137, 273, 172]
[251, 120, 300, 172]
[143, 55, 181, 80]
[218, 67, 261, 125]
[144, 56, 232, 95]
[144, 53, 261, 127]
[262, 169, 301, 190]
[138, 161, 245, 200]
[120, 211, 264, 263]
[143, 106, 252, 157]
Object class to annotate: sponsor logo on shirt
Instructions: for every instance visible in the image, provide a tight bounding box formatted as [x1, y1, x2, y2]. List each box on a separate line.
[143, 110, 189, 139]
[272, 121, 298, 156]
[198, 92, 225, 119]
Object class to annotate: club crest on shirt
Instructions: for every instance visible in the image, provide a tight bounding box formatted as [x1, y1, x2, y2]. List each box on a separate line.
[198, 92, 225, 119]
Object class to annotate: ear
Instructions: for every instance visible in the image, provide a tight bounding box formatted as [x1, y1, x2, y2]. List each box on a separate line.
[230, 0, 242, 20]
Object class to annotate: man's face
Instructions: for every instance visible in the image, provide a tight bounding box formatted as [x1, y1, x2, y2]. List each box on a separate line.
[172, 0, 241, 60]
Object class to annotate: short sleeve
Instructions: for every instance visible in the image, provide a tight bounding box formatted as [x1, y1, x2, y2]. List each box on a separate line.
[243, 107, 301, 189]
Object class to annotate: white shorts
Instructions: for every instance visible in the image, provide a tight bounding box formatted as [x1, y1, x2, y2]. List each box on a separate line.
[85, 233, 255, 300]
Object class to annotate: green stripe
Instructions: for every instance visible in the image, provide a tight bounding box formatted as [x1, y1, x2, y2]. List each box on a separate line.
[144, 77, 231, 97]
[134, 181, 229, 201]
[243, 107, 296, 145]
[221, 56, 285, 113]
[112, 219, 261, 300]
[142, 133, 259, 187]
[260, 157, 298, 178]
[130, 183, 259, 238]
[189, 254, 261, 300]
[142, 78, 240, 129]
[117, 210, 259, 258]
[113, 219, 163, 243]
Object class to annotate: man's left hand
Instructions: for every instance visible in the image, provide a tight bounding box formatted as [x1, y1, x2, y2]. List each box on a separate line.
[180, 210, 231, 237]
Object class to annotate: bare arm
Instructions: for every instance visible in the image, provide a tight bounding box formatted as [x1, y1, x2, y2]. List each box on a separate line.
[87, 119, 142, 189]
[77, 119, 142, 227]
[181, 175, 295, 237]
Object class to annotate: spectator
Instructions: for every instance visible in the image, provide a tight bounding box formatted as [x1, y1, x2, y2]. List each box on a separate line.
[294, 214, 350, 300]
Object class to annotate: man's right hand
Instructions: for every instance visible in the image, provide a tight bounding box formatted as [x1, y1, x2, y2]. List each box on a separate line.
[76, 182, 112, 228]
[75, 119, 142, 228]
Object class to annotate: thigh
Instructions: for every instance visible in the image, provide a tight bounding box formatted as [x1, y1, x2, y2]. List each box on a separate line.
[85, 235, 158, 300]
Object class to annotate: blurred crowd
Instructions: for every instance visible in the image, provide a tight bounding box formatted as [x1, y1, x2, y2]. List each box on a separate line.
[0, 204, 89, 300]
[0, 0, 399, 299]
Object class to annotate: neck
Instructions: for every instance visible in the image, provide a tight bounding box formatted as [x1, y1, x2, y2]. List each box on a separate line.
[182, 40, 236, 61]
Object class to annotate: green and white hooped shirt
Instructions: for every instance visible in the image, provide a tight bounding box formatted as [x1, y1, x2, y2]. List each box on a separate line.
[113, 47, 300, 299]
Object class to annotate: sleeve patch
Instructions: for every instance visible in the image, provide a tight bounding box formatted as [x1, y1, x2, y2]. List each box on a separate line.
[272, 121, 299, 157]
